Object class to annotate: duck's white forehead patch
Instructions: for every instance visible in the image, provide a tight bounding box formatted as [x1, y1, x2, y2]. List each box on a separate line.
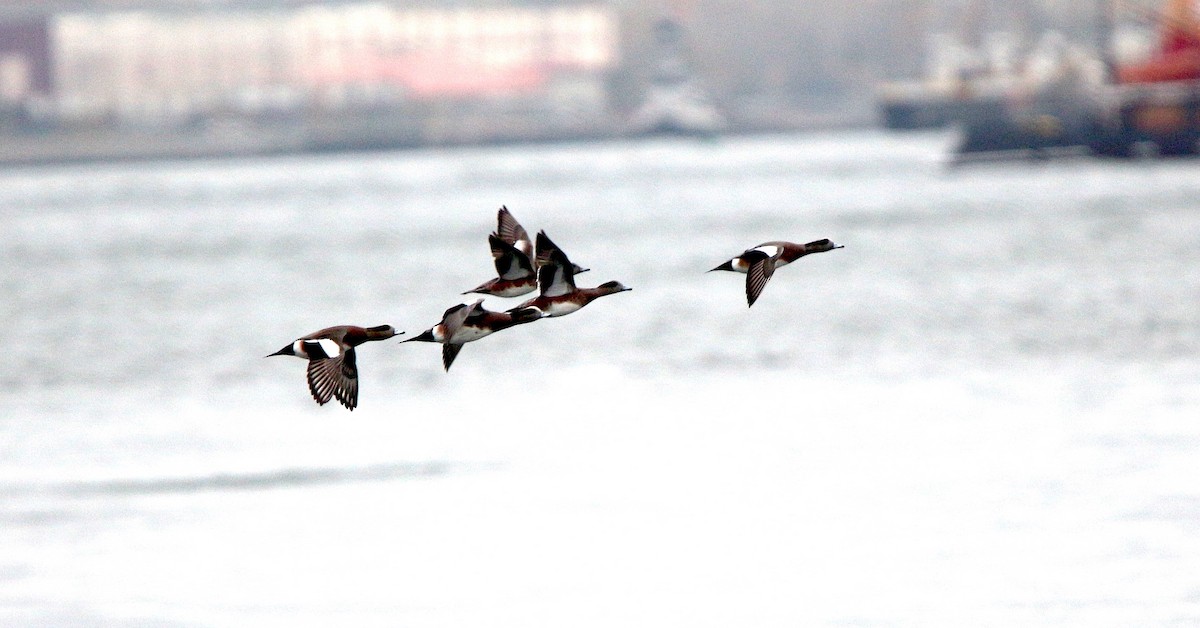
[754, 245, 782, 257]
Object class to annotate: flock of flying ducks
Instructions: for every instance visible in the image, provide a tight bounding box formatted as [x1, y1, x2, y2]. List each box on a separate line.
[268, 206, 843, 410]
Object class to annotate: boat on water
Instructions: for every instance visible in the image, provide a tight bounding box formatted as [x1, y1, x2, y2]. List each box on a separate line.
[877, 28, 1039, 131]
[953, 0, 1200, 159]
[627, 16, 726, 138]
[1094, 0, 1200, 155]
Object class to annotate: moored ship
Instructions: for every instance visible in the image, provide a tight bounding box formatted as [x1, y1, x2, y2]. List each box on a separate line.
[954, 0, 1200, 159]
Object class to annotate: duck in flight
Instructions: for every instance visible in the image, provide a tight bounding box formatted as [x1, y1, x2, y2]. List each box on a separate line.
[709, 239, 843, 307]
[403, 298, 546, 371]
[511, 231, 631, 318]
[267, 325, 401, 410]
[463, 206, 587, 297]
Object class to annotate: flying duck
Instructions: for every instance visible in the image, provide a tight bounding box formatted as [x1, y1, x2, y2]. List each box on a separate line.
[403, 298, 545, 370]
[463, 206, 587, 297]
[511, 232, 631, 318]
[267, 324, 401, 410]
[709, 239, 843, 307]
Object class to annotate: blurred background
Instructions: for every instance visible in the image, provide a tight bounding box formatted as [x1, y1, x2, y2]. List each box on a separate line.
[1, 0, 1198, 161]
[2, 1, 1199, 626]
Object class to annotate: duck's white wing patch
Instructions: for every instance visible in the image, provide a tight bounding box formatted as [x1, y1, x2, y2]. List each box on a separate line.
[317, 338, 342, 357]
[490, 235, 534, 280]
[441, 300, 481, 341]
[753, 244, 782, 258]
[538, 262, 575, 297]
[299, 338, 341, 359]
[314, 338, 341, 358]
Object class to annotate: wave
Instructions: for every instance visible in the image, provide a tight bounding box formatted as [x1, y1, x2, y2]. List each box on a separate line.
[1, 460, 489, 498]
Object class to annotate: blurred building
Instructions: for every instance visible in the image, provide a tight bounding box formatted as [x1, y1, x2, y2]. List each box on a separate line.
[0, 1, 619, 153]
[49, 4, 616, 124]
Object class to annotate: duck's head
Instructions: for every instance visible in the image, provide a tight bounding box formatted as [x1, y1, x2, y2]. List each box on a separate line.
[365, 324, 401, 339]
[805, 238, 844, 252]
[597, 280, 632, 294]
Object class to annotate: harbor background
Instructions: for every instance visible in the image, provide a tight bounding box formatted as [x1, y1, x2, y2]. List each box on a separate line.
[3, 1, 1200, 625]
[1, 130, 1199, 625]
[0, 0, 1179, 162]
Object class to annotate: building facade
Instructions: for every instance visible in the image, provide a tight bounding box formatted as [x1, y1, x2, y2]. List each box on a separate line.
[16, 2, 617, 126]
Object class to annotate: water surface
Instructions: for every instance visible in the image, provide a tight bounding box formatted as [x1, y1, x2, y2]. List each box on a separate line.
[1, 131, 1198, 626]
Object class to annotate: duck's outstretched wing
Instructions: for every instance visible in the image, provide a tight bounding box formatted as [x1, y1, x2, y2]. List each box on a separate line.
[442, 343, 464, 372]
[489, 233, 535, 280]
[497, 206, 532, 256]
[442, 299, 483, 340]
[535, 230, 588, 275]
[306, 349, 358, 410]
[744, 251, 776, 308]
[536, 248, 576, 297]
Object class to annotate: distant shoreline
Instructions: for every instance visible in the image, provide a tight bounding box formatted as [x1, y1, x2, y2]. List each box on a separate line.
[0, 108, 876, 167]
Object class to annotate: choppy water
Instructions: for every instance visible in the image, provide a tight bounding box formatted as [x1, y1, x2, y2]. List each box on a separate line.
[1, 130, 1198, 626]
